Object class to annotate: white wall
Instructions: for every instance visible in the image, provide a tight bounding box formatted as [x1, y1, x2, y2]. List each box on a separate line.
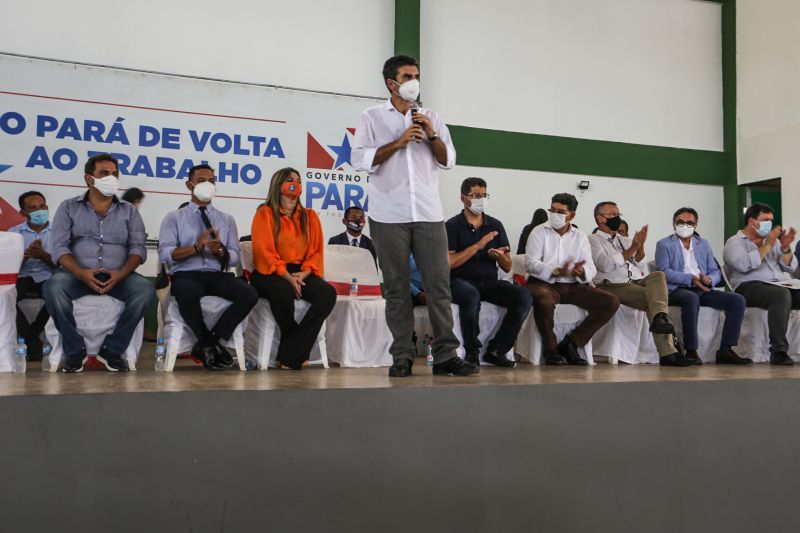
[439, 166, 726, 261]
[421, 0, 723, 151]
[0, 0, 394, 97]
[738, 0, 800, 232]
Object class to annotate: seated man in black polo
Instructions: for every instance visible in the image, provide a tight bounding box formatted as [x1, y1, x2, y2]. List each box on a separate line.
[446, 177, 532, 368]
[328, 206, 378, 264]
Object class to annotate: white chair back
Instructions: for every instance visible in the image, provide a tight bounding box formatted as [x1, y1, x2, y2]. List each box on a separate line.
[0, 232, 24, 280]
[720, 263, 734, 292]
[324, 245, 380, 285]
[239, 240, 254, 276]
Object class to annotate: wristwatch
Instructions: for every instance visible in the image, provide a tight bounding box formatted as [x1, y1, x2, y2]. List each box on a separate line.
[428, 132, 438, 141]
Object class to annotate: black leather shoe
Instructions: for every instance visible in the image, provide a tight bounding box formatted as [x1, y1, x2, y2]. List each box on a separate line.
[433, 357, 479, 376]
[660, 352, 692, 367]
[542, 349, 567, 366]
[483, 348, 515, 368]
[214, 341, 234, 367]
[556, 337, 588, 366]
[685, 349, 703, 365]
[649, 312, 675, 335]
[464, 352, 480, 366]
[770, 351, 794, 366]
[192, 342, 225, 371]
[97, 346, 129, 372]
[715, 348, 752, 365]
[62, 349, 87, 373]
[389, 358, 413, 377]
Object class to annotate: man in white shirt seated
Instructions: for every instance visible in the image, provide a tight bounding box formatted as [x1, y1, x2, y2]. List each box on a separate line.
[723, 202, 798, 365]
[589, 201, 691, 366]
[525, 193, 620, 365]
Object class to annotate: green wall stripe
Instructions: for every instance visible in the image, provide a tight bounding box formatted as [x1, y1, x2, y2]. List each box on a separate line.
[394, 0, 420, 59]
[449, 126, 725, 185]
[721, 0, 741, 237]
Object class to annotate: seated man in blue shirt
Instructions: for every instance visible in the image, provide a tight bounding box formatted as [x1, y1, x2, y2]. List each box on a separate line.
[723, 202, 798, 365]
[44, 154, 155, 372]
[655, 207, 749, 365]
[446, 177, 532, 368]
[158, 164, 258, 371]
[9, 191, 56, 360]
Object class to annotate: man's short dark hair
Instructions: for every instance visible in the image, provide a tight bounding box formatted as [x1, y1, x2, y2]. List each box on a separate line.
[18, 191, 45, 210]
[344, 206, 364, 218]
[188, 164, 214, 180]
[552, 193, 578, 212]
[593, 201, 617, 218]
[460, 177, 487, 196]
[84, 153, 119, 175]
[382, 55, 419, 87]
[673, 207, 699, 222]
[743, 202, 773, 226]
[121, 187, 144, 204]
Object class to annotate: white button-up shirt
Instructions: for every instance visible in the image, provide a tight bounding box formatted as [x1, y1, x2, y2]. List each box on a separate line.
[681, 240, 702, 277]
[589, 230, 645, 283]
[525, 223, 596, 284]
[351, 99, 456, 223]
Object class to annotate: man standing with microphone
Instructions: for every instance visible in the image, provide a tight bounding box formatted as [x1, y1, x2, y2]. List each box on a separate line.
[352, 55, 477, 377]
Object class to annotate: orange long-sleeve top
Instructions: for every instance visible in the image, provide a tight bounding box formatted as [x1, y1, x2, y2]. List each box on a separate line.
[251, 204, 324, 277]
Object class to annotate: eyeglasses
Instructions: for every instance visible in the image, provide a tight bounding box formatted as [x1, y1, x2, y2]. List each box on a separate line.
[675, 221, 697, 228]
[465, 193, 490, 199]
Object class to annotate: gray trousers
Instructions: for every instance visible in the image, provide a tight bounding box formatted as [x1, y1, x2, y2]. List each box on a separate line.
[369, 219, 459, 364]
[736, 281, 800, 354]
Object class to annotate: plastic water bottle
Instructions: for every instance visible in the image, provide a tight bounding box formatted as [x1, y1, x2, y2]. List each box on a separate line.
[13, 338, 27, 374]
[349, 277, 359, 298]
[154, 338, 167, 372]
[41, 342, 52, 372]
[426, 337, 434, 366]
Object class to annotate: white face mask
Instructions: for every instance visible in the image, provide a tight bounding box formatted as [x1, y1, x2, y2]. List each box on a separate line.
[675, 225, 695, 239]
[394, 79, 420, 102]
[92, 175, 119, 197]
[192, 181, 216, 203]
[548, 211, 568, 230]
[467, 197, 487, 215]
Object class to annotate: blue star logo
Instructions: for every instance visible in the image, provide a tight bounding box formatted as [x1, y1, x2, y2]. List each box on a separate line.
[327, 134, 352, 168]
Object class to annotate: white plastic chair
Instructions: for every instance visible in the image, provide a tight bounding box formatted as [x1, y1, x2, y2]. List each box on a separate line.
[162, 295, 247, 371]
[323, 244, 391, 367]
[593, 306, 660, 364]
[43, 295, 145, 372]
[0, 232, 24, 372]
[240, 241, 328, 369]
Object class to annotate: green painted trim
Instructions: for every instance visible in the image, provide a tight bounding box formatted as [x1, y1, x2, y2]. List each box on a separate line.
[721, 0, 741, 237]
[394, 0, 420, 59]
[449, 126, 726, 185]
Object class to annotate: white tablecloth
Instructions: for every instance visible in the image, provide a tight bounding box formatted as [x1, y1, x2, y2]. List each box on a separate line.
[325, 296, 392, 367]
[515, 304, 594, 365]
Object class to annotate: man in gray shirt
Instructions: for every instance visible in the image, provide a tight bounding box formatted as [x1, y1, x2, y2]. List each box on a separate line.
[43, 153, 155, 373]
[723, 202, 798, 365]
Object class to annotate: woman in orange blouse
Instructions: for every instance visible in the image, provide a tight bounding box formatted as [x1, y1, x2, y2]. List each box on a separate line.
[250, 167, 336, 369]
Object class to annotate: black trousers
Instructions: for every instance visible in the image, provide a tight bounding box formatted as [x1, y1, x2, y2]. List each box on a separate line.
[170, 271, 258, 345]
[16, 276, 49, 351]
[250, 268, 336, 369]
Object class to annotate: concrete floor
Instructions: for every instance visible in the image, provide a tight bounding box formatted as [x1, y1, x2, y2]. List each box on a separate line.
[2, 340, 800, 397]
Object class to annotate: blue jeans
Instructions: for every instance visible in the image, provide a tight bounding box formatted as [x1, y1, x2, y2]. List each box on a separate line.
[450, 277, 532, 355]
[668, 287, 746, 351]
[43, 270, 155, 356]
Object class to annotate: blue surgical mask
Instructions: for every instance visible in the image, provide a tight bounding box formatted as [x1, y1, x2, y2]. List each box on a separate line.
[756, 220, 772, 238]
[28, 209, 49, 226]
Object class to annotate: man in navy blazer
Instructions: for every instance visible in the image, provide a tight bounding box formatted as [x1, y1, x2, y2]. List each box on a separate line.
[655, 207, 749, 364]
[328, 206, 378, 265]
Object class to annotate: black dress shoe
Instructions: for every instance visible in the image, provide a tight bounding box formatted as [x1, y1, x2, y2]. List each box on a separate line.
[433, 357, 479, 376]
[649, 312, 675, 335]
[556, 337, 588, 366]
[389, 358, 413, 377]
[770, 351, 794, 366]
[97, 346, 129, 372]
[464, 352, 480, 366]
[483, 348, 515, 368]
[542, 349, 567, 366]
[660, 352, 692, 367]
[715, 348, 752, 365]
[684, 349, 703, 365]
[192, 342, 225, 371]
[62, 349, 87, 373]
[213, 341, 234, 367]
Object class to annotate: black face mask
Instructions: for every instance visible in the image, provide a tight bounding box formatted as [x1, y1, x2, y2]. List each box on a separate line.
[604, 216, 622, 232]
[345, 220, 364, 232]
